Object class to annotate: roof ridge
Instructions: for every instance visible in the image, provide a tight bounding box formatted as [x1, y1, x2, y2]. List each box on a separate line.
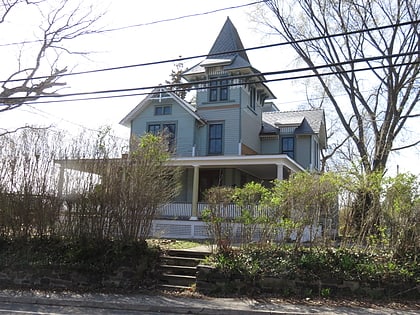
[263, 108, 323, 114]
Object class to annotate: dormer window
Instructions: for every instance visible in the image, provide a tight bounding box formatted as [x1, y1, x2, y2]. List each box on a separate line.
[209, 78, 229, 102]
[155, 105, 172, 115]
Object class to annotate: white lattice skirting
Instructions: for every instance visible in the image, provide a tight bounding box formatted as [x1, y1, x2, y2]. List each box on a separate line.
[149, 219, 321, 242]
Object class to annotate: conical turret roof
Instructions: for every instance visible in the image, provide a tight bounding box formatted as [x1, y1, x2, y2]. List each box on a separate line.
[206, 17, 251, 67]
[182, 17, 275, 99]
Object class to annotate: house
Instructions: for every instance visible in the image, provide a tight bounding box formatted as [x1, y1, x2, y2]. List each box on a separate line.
[119, 17, 327, 219]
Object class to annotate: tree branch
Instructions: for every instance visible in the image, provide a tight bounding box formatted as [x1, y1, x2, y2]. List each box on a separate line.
[0, 125, 52, 137]
[391, 139, 420, 151]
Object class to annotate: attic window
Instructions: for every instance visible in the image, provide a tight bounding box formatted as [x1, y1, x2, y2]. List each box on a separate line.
[155, 105, 172, 115]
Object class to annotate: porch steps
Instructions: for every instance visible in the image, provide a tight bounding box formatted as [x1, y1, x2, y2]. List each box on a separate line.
[158, 249, 209, 291]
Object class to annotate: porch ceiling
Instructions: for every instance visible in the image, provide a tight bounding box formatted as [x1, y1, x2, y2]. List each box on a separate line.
[237, 164, 277, 180]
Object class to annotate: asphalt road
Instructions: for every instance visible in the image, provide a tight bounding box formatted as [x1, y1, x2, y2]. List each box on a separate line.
[1, 290, 419, 315]
[0, 301, 168, 315]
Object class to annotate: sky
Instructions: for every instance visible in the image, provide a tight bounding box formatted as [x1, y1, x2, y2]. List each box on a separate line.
[0, 0, 418, 175]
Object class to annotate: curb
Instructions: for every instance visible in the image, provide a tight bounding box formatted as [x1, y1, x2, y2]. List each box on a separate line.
[0, 295, 310, 315]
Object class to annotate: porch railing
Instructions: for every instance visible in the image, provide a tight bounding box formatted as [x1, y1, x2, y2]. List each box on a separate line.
[157, 202, 274, 219]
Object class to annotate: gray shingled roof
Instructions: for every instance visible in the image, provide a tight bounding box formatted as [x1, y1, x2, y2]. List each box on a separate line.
[207, 17, 251, 68]
[182, 17, 276, 99]
[262, 109, 325, 135]
[183, 17, 252, 75]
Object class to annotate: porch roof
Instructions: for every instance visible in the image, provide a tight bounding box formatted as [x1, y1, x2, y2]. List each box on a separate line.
[168, 154, 304, 179]
[56, 154, 304, 179]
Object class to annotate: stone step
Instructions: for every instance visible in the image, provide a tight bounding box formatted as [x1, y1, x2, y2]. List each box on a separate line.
[158, 249, 211, 290]
[159, 264, 197, 276]
[165, 249, 209, 260]
[159, 283, 192, 291]
[160, 273, 196, 287]
[160, 255, 203, 267]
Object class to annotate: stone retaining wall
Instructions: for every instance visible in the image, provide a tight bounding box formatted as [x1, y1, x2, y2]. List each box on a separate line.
[0, 263, 152, 291]
[196, 265, 419, 298]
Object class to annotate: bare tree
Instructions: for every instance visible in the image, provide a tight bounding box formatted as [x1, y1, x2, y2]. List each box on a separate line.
[0, 0, 103, 113]
[259, 0, 419, 174]
[165, 60, 192, 100]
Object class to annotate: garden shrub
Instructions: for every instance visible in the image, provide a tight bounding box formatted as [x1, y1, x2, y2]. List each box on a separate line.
[0, 237, 160, 276]
[207, 245, 419, 295]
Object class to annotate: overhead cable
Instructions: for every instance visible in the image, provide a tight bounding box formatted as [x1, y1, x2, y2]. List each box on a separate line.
[1, 19, 418, 84]
[17, 58, 419, 105]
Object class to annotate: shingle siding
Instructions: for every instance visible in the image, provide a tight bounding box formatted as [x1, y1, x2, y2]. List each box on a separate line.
[261, 138, 279, 154]
[196, 107, 240, 156]
[130, 99, 196, 157]
[296, 135, 311, 169]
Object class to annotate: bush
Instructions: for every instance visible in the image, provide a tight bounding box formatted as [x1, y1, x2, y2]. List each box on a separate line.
[208, 245, 419, 288]
[0, 237, 160, 275]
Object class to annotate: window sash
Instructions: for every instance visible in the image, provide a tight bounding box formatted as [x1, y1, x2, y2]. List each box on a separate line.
[282, 137, 294, 158]
[208, 124, 223, 155]
[147, 123, 176, 152]
[208, 79, 229, 102]
[220, 79, 228, 101]
[148, 124, 161, 134]
[155, 105, 172, 115]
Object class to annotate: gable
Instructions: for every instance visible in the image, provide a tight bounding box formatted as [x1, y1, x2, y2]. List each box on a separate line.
[120, 88, 204, 127]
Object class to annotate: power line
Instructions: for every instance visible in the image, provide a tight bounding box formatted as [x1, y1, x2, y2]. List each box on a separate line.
[0, 1, 264, 48]
[17, 57, 419, 105]
[2, 50, 416, 100]
[1, 19, 418, 84]
[95, 1, 265, 34]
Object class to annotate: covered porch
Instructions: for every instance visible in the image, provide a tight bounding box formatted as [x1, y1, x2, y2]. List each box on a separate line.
[55, 154, 304, 220]
[167, 154, 304, 219]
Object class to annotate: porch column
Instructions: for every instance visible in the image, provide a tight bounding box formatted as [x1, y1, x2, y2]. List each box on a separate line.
[276, 163, 284, 180]
[190, 165, 200, 220]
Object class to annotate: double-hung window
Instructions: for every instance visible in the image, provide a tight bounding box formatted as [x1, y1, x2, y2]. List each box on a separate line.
[209, 78, 229, 102]
[147, 122, 176, 152]
[282, 137, 294, 159]
[219, 79, 228, 101]
[208, 123, 223, 155]
[147, 124, 161, 135]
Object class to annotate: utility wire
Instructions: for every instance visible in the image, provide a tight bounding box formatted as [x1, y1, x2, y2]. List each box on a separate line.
[94, 1, 265, 34]
[19, 58, 420, 105]
[1, 19, 418, 84]
[1, 50, 417, 102]
[0, 1, 264, 48]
